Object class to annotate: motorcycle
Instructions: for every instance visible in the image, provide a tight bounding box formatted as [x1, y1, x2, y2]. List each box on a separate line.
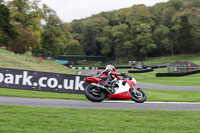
[84, 74, 146, 103]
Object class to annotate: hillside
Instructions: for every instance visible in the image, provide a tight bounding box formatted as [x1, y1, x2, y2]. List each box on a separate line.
[0, 48, 76, 74]
[143, 54, 200, 66]
[69, 0, 200, 61]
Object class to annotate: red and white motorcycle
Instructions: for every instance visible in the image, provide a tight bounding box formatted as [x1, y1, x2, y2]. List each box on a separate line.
[84, 75, 146, 103]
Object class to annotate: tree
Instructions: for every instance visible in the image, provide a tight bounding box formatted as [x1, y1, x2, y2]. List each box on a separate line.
[68, 0, 200, 60]
[69, 20, 83, 42]
[151, 2, 177, 56]
[112, 8, 130, 25]
[40, 15, 66, 57]
[112, 24, 132, 60]
[135, 23, 156, 58]
[171, 13, 193, 54]
[180, 7, 200, 53]
[153, 25, 170, 55]
[39, 5, 79, 57]
[64, 40, 81, 55]
[0, 3, 17, 46]
[101, 26, 113, 57]
[8, 0, 42, 42]
[126, 5, 156, 59]
[80, 17, 109, 56]
[8, 22, 37, 54]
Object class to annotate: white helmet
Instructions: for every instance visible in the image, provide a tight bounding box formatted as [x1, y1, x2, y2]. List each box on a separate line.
[105, 65, 115, 72]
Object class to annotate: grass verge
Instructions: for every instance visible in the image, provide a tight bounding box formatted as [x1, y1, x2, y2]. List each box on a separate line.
[143, 54, 200, 65]
[144, 89, 200, 102]
[129, 68, 200, 86]
[1, 88, 200, 102]
[0, 88, 86, 101]
[0, 105, 200, 133]
[0, 48, 76, 74]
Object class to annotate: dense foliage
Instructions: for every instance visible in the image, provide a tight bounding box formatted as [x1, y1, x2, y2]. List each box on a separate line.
[0, 2, 17, 46]
[0, 0, 77, 56]
[0, 0, 200, 60]
[70, 0, 200, 60]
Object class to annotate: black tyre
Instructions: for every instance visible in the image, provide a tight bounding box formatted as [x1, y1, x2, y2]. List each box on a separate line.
[130, 89, 146, 103]
[85, 85, 106, 102]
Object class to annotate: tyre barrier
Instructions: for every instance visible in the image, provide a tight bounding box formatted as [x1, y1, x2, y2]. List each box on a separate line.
[69, 65, 165, 74]
[128, 68, 153, 73]
[70, 66, 133, 70]
[144, 65, 166, 69]
[70, 65, 167, 70]
[70, 67, 98, 70]
[97, 66, 132, 69]
[156, 70, 200, 77]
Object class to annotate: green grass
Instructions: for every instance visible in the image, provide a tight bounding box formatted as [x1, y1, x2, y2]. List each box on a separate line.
[1, 48, 200, 86]
[0, 105, 200, 133]
[129, 68, 200, 86]
[145, 89, 200, 102]
[74, 53, 200, 67]
[143, 54, 200, 65]
[73, 53, 200, 86]
[0, 48, 76, 74]
[1, 88, 200, 102]
[0, 88, 86, 101]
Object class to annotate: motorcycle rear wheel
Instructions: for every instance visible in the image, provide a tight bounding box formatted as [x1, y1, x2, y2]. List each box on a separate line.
[130, 89, 146, 103]
[85, 85, 106, 102]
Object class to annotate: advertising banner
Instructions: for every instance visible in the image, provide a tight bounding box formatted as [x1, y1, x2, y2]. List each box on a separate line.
[0, 68, 89, 94]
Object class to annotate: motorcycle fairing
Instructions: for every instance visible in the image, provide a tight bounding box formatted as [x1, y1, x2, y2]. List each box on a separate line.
[108, 91, 131, 99]
[84, 77, 101, 83]
[124, 80, 135, 87]
[108, 80, 132, 99]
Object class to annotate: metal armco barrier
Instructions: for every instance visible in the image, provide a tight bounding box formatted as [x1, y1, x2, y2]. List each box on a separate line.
[0, 68, 89, 94]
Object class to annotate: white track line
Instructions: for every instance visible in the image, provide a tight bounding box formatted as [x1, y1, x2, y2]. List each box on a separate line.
[103, 101, 200, 104]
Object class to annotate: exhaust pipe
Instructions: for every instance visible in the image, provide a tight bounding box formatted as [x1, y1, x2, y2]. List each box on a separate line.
[91, 83, 106, 89]
[91, 83, 112, 94]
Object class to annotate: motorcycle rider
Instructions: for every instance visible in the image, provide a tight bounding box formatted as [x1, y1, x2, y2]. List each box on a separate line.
[98, 65, 127, 89]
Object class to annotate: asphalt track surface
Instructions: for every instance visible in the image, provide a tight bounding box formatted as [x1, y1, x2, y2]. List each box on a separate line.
[1, 96, 200, 111]
[79, 69, 200, 91]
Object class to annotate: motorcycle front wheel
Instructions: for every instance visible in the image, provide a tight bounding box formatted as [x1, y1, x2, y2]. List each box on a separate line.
[130, 89, 146, 103]
[85, 85, 106, 102]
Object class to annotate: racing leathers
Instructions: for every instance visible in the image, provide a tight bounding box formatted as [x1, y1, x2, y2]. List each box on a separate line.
[97, 69, 127, 88]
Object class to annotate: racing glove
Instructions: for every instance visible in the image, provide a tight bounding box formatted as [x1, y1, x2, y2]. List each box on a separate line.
[121, 73, 127, 78]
